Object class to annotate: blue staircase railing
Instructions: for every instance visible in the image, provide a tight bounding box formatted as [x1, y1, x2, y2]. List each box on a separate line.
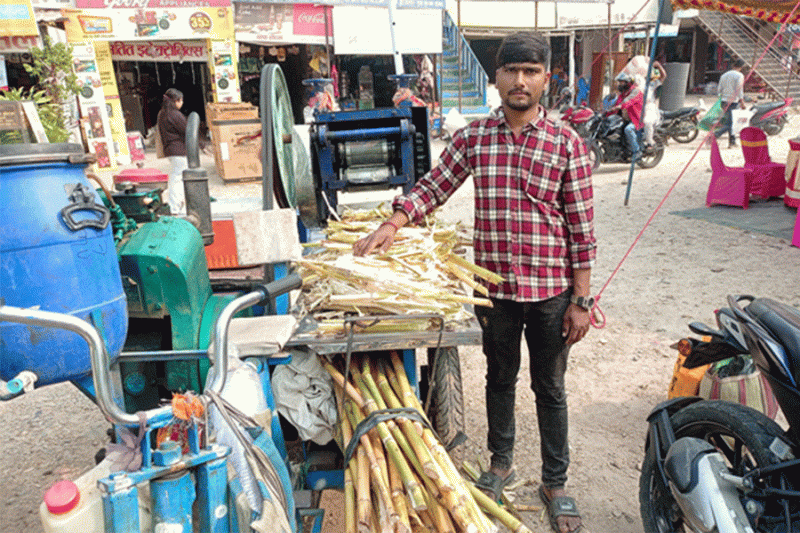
[441, 10, 488, 110]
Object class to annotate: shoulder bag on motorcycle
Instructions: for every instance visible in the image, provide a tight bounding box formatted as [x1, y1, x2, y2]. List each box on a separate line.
[698, 355, 782, 419]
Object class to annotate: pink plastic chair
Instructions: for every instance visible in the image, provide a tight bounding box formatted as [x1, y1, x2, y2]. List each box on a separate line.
[740, 127, 786, 199]
[707, 136, 751, 209]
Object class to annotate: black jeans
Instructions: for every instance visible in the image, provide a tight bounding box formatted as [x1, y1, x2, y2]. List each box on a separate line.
[474, 290, 572, 489]
[715, 101, 738, 144]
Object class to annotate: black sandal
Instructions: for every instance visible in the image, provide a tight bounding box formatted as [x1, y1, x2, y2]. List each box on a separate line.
[474, 469, 516, 501]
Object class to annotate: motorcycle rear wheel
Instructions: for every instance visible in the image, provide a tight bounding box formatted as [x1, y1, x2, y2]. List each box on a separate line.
[637, 141, 664, 169]
[671, 120, 699, 143]
[639, 400, 794, 533]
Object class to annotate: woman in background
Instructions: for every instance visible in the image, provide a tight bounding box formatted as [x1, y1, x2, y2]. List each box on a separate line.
[157, 88, 188, 216]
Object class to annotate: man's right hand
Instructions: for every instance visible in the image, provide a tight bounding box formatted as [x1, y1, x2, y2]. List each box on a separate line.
[353, 224, 398, 256]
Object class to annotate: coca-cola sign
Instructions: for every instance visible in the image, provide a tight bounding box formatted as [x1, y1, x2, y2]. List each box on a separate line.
[293, 4, 331, 36]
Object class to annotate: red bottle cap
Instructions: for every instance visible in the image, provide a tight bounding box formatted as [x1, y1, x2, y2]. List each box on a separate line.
[44, 480, 80, 515]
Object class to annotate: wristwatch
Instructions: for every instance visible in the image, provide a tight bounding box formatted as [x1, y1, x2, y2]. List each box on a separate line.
[570, 295, 595, 311]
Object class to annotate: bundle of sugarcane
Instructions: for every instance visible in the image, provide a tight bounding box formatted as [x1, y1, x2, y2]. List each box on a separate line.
[323, 351, 531, 533]
[296, 206, 504, 335]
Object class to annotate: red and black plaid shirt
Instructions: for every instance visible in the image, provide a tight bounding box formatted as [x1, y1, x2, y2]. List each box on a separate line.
[393, 107, 596, 302]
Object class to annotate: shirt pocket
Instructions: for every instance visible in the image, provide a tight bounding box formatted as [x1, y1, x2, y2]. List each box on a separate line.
[520, 150, 567, 204]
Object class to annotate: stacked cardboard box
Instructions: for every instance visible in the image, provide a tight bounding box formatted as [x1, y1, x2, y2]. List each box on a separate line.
[206, 103, 262, 181]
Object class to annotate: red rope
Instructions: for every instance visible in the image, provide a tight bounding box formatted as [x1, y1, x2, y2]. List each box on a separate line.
[592, 0, 800, 326]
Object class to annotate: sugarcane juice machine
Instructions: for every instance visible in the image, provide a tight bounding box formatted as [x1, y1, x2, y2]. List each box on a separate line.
[302, 77, 432, 224]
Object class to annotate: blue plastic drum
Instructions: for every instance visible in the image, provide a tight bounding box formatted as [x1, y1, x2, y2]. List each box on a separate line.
[0, 144, 127, 385]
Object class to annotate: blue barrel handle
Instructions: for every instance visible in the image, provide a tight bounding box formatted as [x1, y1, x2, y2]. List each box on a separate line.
[59, 183, 111, 231]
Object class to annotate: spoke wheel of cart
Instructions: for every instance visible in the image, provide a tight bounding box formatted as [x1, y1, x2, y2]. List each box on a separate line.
[424, 346, 466, 466]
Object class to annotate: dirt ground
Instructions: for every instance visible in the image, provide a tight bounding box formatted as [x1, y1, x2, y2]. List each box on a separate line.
[3, 104, 800, 533]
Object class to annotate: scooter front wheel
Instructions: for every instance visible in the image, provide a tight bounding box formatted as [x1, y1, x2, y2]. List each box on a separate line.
[639, 400, 790, 533]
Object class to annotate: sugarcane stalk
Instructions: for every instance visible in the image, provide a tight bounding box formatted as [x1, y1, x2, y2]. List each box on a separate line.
[337, 387, 359, 533]
[359, 359, 444, 484]
[368, 362, 485, 533]
[343, 402, 397, 528]
[356, 444, 371, 533]
[469, 483, 533, 533]
[422, 484, 456, 533]
[461, 461, 523, 522]
[446, 253, 506, 285]
[373, 361, 453, 492]
[446, 261, 489, 296]
[386, 453, 411, 533]
[331, 361, 428, 513]
[388, 352, 497, 533]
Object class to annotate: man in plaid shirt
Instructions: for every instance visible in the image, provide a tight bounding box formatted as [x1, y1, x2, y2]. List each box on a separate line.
[355, 31, 594, 533]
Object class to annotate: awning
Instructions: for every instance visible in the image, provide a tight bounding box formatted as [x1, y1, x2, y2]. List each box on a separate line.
[671, 0, 800, 24]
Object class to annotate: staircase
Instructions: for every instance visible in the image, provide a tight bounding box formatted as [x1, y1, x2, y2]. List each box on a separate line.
[696, 10, 800, 100]
[439, 11, 491, 119]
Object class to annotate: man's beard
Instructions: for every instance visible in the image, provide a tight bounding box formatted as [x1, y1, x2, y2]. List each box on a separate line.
[504, 94, 536, 111]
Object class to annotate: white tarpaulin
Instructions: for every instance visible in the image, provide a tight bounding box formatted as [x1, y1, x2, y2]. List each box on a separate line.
[272, 350, 338, 445]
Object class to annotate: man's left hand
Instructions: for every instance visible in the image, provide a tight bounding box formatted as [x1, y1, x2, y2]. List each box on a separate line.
[562, 304, 590, 345]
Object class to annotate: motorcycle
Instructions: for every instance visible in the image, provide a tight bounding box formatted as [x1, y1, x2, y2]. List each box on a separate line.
[640, 294, 800, 533]
[656, 106, 701, 144]
[749, 98, 793, 136]
[583, 110, 665, 170]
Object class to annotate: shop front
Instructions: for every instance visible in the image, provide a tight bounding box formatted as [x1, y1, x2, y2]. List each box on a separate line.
[60, 0, 240, 173]
[109, 40, 210, 136]
[234, 1, 333, 123]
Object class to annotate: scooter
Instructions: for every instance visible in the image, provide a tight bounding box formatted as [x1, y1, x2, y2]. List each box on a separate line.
[749, 98, 793, 136]
[640, 294, 800, 533]
[656, 106, 701, 144]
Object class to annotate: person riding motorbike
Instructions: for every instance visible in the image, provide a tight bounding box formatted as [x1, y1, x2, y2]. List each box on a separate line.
[607, 72, 644, 162]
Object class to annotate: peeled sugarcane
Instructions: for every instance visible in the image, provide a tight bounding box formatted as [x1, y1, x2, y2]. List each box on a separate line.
[322, 359, 428, 512]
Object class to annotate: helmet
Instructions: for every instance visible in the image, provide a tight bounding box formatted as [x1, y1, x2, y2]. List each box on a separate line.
[615, 72, 634, 83]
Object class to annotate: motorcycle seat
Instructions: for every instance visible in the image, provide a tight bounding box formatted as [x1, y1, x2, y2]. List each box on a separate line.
[747, 298, 800, 384]
[661, 107, 698, 120]
[751, 101, 785, 114]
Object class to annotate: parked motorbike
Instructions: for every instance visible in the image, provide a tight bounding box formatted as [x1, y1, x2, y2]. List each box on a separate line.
[583, 111, 665, 170]
[561, 103, 595, 138]
[639, 294, 800, 533]
[749, 98, 793, 136]
[656, 106, 701, 144]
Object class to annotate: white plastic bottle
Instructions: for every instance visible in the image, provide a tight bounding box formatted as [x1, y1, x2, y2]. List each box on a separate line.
[39, 458, 152, 533]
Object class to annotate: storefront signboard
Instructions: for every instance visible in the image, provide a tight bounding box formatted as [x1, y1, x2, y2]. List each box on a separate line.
[94, 40, 130, 164]
[235, 3, 332, 45]
[72, 42, 117, 170]
[0, 0, 38, 37]
[0, 34, 39, 52]
[62, 5, 234, 41]
[109, 40, 208, 62]
[332, 5, 441, 54]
